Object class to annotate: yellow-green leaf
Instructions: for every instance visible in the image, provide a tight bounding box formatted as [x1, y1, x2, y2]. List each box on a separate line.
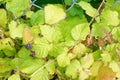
[45, 4, 66, 24]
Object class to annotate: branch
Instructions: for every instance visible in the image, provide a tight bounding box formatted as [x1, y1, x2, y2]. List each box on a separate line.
[88, 0, 105, 27]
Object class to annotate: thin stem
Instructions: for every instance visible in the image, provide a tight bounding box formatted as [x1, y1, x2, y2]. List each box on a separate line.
[88, 0, 105, 27]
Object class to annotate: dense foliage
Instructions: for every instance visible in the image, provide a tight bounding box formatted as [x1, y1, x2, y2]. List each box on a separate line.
[0, 0, 120, 80]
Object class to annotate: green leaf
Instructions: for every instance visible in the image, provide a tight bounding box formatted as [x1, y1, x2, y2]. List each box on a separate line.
[9, 21, 24, 39]
[30, 69, 49, 80]
[109, 60, 120, 73]
[6, 0, 30, 17]
[0, 9, 7, 27]
[0, 38, 14, 50]
[65, 59, 82, 79]
[3, 48, 16, 57]
[20, 59, 45, 74]
[30, 10, 44, 25]
[10, 58, 21, 69]
[8, 74, 20, 80]
[72, 43, 86, 55]
[112, 27, 120, 41]
[48, 43, 65, 57]
[100, 8, 119, 26]
[67, 5, 83, 17]
[0, 58, 12, 73]
[78, 1, 97, 17]
[64, 0, 72, 6]
[45, 60, 55, 75]
[92, 23, 105, 38]
[40, 25, 63, 43]
[45, 4, 66, 24]
[18, 47, 31, 59]
[32, 42, 52, 58]
[71, 23, 90, 41]
[57, 52, 70, 67]
[56, 15, 87, 41]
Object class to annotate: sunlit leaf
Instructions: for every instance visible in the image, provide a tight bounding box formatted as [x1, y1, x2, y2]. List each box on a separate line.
[79, 69, 91, 80]
[100, 8, 119, 26]
[71, 23, 90, 41]
[8, 74, 20, 80]
[40, 25, 63, 43]
[57, 52, 70, 67]
[101, 51, 112, 63]
[78, 1, 98, 17]
[45, 60, 55, 75]
[109, 60, 120, 73]
[111, 27, 120, 41]
[80, 54, 94, 69]
[65, 59, 82, 79]
[45, 4, 66, 24]
[6, 0, 30, 17]
[23, 27, 34, 44]
[72, 43, 86, 55]
[30, 69, 49, 80]
[9, 21, 24, 39]
[20, 59, 45, 74]
[32, 41, 52, 58]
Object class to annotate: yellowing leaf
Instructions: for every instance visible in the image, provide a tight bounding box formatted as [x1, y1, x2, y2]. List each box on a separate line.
[45, 4, 66, 24]
[0, 9, 7, 27]
[109, 60, 120, 73]
[98, 65, 116, 80]
[101, 51, 112, 63]
[26, 11, 34, 18]
[23, 27, 34, 44]
[90, 61, 103, 76]
[81, 54, 94, 69]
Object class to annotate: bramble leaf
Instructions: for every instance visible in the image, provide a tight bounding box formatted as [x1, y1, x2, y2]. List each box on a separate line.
[9, 21, 24, 39]
[57, 52, 70, 67]
[6, 0, 30, 17]
[30, 69, 49, 80]
[8, 74, 20, 80]
[65, 59, 82, 79]
[71, 23, 90, 41]
[78, 1, 97, 17]
[45, 4, 66, 24]
[30, 10, 44, 25]
[0, 9, 7, 27]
